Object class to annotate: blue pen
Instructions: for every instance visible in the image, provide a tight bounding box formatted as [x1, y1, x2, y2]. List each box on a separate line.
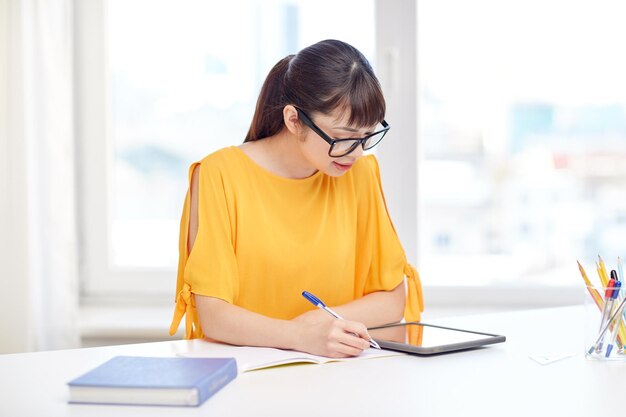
[617, 259, 626, 344]
[605, 270, 624, 356]
[605, 287, 626, 357]
[302, 291, 381, 349]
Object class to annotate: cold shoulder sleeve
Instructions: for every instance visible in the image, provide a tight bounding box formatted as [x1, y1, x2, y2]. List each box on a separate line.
[356, 156, 424, 323]
[169, 158, 240, 339]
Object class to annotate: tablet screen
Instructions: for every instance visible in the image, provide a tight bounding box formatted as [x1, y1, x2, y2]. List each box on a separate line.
[368, 322, 505, 354]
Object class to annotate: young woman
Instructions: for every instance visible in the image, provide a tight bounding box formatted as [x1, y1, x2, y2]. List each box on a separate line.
[169, 39, 423, 358]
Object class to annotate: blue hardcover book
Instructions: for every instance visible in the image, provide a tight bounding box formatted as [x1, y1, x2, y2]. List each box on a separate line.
[67, 356, 237, 407]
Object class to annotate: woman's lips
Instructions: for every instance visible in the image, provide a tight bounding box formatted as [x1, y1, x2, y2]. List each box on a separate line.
[333, 161, 353, 171]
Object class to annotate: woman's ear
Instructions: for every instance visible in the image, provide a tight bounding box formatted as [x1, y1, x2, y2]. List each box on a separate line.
[283, 105, 303, 136]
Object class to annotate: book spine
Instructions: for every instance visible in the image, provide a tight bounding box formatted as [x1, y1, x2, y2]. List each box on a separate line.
[196, 359, 238, 406]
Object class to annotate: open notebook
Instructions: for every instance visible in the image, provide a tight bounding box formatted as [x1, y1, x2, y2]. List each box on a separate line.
[175, 339, 405, 372]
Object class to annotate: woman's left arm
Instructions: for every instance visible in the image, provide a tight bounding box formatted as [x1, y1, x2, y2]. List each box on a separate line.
[294, 282, 406, 328]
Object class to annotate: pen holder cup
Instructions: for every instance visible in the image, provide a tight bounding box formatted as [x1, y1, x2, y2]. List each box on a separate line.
[584, 285, 626, 361]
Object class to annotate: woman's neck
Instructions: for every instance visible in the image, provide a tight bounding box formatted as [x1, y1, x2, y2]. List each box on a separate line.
[240, 130, 318, 179]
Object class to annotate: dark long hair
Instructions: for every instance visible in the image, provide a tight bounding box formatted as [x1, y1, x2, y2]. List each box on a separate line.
[244, 39, 386, 142]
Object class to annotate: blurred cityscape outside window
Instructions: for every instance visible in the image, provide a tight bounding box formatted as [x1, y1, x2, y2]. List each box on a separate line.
[418, 0, 626, 286]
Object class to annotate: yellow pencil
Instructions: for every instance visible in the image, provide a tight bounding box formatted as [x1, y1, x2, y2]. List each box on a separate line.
[578, 261, 604, 311]
[598, 255, 610, 287]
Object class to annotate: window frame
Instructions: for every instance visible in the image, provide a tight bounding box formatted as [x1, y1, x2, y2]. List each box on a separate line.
[75, 0, 172, 299]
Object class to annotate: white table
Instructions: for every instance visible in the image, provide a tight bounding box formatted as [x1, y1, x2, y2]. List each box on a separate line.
[1, 306, 624, 417]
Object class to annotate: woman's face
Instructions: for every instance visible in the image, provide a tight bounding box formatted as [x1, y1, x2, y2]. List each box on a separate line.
[298, 108, 376, 177]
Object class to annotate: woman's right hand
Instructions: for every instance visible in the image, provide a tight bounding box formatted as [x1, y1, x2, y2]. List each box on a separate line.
[293, 317, 372, 358]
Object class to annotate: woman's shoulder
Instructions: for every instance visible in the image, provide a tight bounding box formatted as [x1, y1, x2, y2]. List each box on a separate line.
[344, 154, 385, 200]
[193, 146, 246, 175]
[351, 154, 382, 181]
[197, 146, 242, 165]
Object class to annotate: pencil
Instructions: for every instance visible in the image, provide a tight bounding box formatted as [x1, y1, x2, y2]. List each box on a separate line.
[597, 255, 610, 288]
[578, 261, 604, 311]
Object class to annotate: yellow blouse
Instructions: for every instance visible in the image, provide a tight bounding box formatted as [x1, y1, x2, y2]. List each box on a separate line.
[169, 146, 423, 339]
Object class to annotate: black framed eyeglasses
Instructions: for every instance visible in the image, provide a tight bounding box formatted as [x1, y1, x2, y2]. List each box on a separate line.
[295, 107, 390, 158]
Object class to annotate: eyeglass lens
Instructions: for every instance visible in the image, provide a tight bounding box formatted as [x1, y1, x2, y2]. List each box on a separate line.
[329, 130, 386, 157]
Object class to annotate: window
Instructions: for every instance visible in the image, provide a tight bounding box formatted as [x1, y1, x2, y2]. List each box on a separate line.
[76, 0, 375, 297]
[77, 0, 616, 309]
[417, 0, 626, 290]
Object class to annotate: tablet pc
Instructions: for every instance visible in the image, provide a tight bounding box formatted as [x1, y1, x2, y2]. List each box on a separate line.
[368, 322, 506, 355]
